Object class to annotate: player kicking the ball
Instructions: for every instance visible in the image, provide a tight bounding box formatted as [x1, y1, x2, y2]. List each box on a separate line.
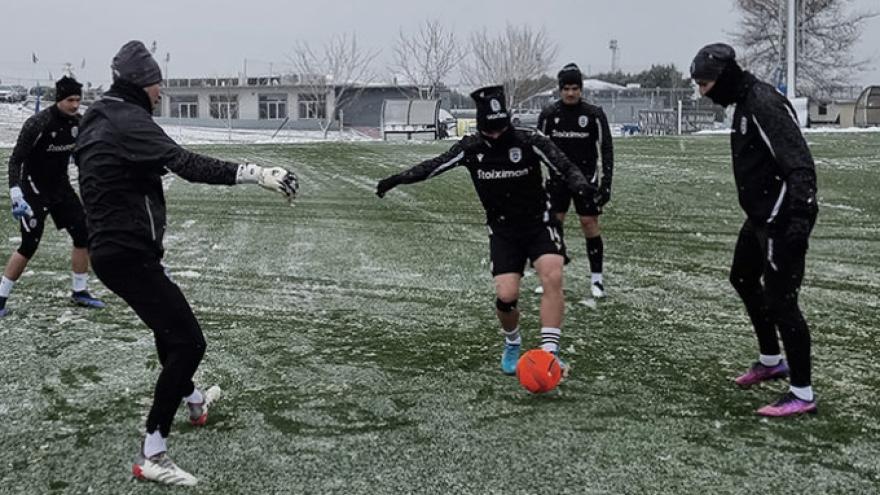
[376, 85, 595, 377]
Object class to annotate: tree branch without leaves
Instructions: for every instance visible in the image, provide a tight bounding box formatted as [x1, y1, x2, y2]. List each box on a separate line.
[732, 0, 877, 97]
[390, 19, 461, 99]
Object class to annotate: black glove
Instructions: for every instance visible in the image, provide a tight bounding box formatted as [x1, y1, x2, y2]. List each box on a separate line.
[376, 175, 401, 198]
[784, 216, 813, 254]
[595, 180, 612, 207]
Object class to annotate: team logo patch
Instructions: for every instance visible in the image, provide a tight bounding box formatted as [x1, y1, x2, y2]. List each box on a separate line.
[51, 131, 57, 138]
[28, 218, 38, 229]
[554, 117, 560, 124]
[740, 116, 748, 135]
[578, 115, 589, 127]
[508, 147, 522, 163]
[490, 99, 502, 112]
[71, 126, 78, 138]
[477, 153, 484, 162]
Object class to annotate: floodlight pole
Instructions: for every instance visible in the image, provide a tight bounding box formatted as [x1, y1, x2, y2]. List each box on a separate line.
[786, 0, 797, 98]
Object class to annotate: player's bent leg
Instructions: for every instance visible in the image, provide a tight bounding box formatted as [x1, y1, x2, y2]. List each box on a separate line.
[0, 252, 31, 317]
[0, 216, 43, 316]
[494, 273, 522, 375]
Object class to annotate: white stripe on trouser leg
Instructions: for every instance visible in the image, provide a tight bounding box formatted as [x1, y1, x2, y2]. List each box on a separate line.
[767, 238, 778, 272]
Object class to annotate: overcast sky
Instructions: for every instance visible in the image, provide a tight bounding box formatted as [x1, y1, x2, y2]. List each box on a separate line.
[1, 0, 878, 88]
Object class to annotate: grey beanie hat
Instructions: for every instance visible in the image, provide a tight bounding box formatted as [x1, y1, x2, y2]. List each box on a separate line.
[112, 40, 162, 87]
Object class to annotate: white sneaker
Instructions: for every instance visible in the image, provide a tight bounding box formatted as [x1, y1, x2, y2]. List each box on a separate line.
[187, 385, 222, 426]
[133, 451, 198, 486]
[591, 281, 605, 299]
[534, 285, 544, 294]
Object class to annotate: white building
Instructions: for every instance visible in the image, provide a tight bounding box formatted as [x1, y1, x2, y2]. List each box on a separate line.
[157, 73, 336, 130]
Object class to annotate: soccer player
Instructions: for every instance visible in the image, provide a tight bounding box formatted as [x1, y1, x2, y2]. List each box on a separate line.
[691, 43, 819, 417]
[0, 76, 105, 316]
[75, 41, 299, 485]
[376, 85, 595, 377]
[537, 63, 614, 300]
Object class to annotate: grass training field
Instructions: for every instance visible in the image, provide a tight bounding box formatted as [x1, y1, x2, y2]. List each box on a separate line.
[0, 133, 878, 494]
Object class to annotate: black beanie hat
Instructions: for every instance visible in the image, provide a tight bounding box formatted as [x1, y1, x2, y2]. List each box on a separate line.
[55, 76, 82, 102]
[690, 43, 737, 81]
[470, 85, 510, 132]
[111, 40, 163, 87]
[557, 63, 583, 89]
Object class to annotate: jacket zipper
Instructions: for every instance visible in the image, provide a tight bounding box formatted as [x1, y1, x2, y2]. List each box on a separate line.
[144, 196, 156, 241]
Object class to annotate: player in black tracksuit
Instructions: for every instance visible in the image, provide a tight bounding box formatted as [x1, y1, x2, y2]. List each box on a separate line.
[692, 43, 819, 417]
[376, 85, 595, 377]
[75, 41, 298, 486]
[0, 76, 105, 317]
[538, 63, 614, 300]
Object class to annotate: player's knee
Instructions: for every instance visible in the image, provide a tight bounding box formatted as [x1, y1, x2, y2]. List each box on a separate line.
[541, 268, 564, 291]
[580, 216, 599, 236]
[17, 234, 41, 259]
[495, 297, 518, 313]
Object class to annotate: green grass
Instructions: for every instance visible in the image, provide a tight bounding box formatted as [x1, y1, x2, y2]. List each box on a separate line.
[0, 133, 878, 494]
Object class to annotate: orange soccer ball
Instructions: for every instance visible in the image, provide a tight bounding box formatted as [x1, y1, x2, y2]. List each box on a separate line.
[515, 349, 562, 394]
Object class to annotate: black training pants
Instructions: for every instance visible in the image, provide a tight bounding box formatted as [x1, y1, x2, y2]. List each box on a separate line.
[729, 219, 812, 387]
[92, 255, 205, 437]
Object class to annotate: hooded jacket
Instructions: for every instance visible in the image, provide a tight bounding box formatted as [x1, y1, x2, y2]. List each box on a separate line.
[75, 81, 240, 259]
[722, 72, 818, 226]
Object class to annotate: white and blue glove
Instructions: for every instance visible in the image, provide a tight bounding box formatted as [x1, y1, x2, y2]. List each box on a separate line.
[236, 163, 298, 204]
[10, 187, 33, 220]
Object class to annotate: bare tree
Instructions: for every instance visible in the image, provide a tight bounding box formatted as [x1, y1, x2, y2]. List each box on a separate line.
[732, 0, 877, 96]
[288, 33, 379, 138]
[391, 19, 461, 99]
[462, 23, 559, 108]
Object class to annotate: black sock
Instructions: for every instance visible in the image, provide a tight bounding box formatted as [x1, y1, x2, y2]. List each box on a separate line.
[586, 236, 604, 274]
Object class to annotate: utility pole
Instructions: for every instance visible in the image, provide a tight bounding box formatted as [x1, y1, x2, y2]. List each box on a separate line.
[786, 0, 797, 98]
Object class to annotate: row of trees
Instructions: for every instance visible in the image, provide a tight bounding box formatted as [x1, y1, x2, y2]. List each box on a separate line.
[287, 1, 875, 135]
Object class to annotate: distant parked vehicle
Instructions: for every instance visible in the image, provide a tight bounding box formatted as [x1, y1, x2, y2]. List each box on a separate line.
[0, 85, 25, 102]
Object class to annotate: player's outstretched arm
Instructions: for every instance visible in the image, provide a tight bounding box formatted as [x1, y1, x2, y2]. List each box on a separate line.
[376, 141, 468, 198]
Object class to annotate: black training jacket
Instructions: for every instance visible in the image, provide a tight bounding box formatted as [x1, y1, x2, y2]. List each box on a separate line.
[731, 73, 818, 225]
[8, 105, 79, 199]
[537, 99, 613, 186]
[75, 83, 240, 259]
[390, 127, 595, 226]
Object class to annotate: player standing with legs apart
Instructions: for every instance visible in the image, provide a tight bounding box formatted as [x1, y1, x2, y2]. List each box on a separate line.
[691, 43, 819, 417]
[75, 41, 298, 485]
[537, 63, 614, 301]
[0, 76, 105, 316]
[376, 86, 595, 376]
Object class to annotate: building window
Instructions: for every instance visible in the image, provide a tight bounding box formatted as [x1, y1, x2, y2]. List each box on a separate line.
[209, 94, 239, 119]
[818, 103, 828, 116]
[170, 95, 199, 118]
[297, 93, 326, 119]
[259, 94, 288, 120]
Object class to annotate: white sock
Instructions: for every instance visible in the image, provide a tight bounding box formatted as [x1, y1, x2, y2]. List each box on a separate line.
[0, 276, 15, 298]
[184, 387, 203, 404]
[759, 354, 782, 367]
[502, 327, 521, 346]
[790, 385, 814, 402]
[72, 272, 88, 292]
[143, 430, 167, 458]
[591, 273, 603, 285]
[540, 327, 561, 353]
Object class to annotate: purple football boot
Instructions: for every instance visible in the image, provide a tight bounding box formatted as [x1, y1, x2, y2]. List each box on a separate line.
[756, 392, 818, 417]
[734, 360, 789, 388]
